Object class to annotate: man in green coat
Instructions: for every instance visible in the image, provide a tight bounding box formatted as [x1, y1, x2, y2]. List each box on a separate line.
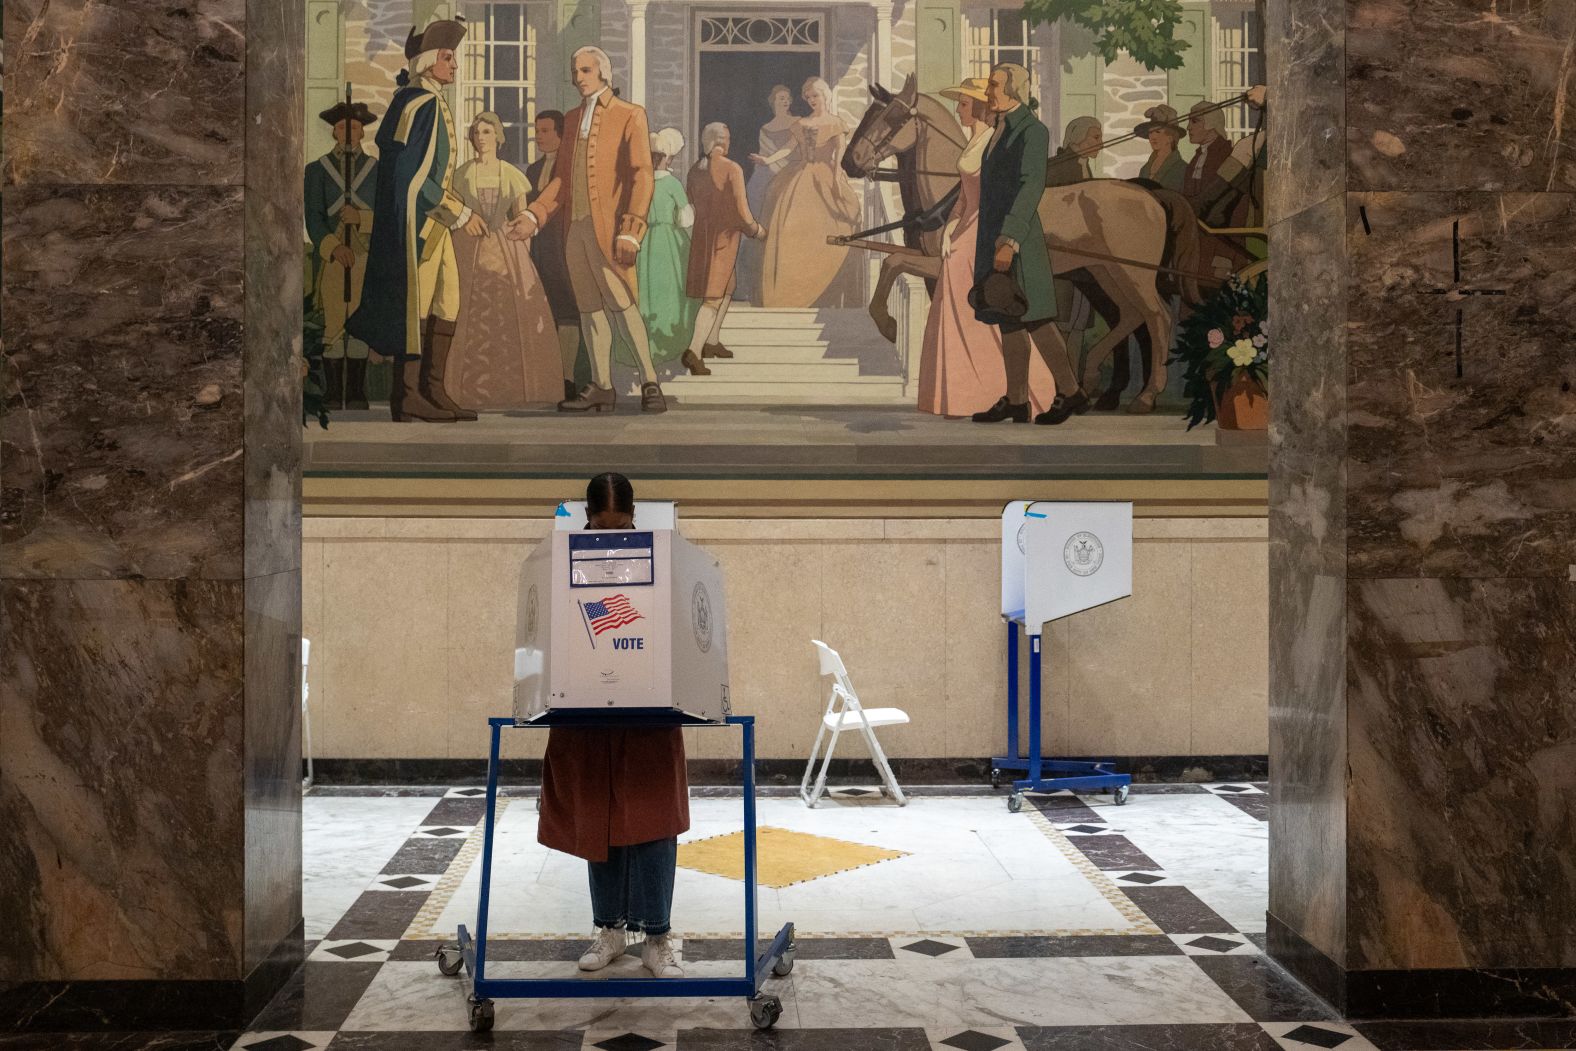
[971, 63, 1089, 426]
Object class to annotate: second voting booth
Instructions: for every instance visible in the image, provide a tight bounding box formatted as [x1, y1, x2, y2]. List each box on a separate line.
[437, 512, 794, 1033]
[995, 501, 1135, 810]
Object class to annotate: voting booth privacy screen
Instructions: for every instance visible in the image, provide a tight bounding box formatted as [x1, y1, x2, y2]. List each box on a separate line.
[1002, 501, 1133, 627]
[513, 529, 730, 723]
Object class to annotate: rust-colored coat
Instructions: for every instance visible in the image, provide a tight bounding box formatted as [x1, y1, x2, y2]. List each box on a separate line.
[537, 727, 690, 862]
[685, 155, 756, 300]
[524, 90, 654, 290]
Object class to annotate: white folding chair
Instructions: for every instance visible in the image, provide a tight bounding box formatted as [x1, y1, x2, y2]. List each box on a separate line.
[301, 637, 314, 790]
[800, 640, 909, 807]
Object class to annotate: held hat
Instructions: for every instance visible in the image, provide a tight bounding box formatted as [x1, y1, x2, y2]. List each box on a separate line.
[318, 101, 378, 128]
[939, 77, 990, 104]
[968, 270, 1029, 319]
[405, 17, 467, 59]
[1134, 104, 1183, 139]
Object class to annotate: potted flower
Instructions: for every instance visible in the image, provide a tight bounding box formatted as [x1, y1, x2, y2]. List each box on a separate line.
[1172, 274, 1268, 430]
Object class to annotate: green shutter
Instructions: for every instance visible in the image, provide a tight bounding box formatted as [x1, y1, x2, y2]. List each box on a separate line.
[1054, 18, 1101, 146]
[305, 0, 345, 162]
[1168, 4, 1211, 118]
[554, 0, 602, 110]
[916, 0, 961, 94]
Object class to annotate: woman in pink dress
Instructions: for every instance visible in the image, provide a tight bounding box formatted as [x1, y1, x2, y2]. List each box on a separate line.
[917, 79, 1054, 418]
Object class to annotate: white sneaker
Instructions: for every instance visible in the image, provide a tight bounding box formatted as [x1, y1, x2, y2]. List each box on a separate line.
[640, 933, 684, 978]
[577, 927, 627, 971]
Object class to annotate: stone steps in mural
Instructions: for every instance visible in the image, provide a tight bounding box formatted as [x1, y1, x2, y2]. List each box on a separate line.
[665, 381, 910, 405]
[667, 306, 907, 405]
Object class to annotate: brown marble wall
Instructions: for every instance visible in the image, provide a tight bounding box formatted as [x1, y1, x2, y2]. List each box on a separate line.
[1268, 0, 1576, 1016]
[0, 0, 305, 1030]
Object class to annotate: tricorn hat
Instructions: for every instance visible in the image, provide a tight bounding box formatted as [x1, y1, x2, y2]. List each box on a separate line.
[1134, 104, 1183, 138]
[318, 101, 378, 127]
[405, 17, 467, 59]
[968, 271, 1029, 319]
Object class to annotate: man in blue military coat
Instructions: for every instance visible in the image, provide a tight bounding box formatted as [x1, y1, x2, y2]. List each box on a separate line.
[305, 100, 378, 410]
[347, 18, 487, 422]
[971, 63, 1088, 426]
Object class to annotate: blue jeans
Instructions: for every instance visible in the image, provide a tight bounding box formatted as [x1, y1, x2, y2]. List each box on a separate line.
[588, 836, 677, 936]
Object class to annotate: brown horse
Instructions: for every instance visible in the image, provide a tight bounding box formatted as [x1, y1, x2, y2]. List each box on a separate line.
[844, 75, 1202, 412]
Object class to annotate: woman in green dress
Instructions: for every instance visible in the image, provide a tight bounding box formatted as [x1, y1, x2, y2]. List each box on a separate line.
[616, 127, 699, 368]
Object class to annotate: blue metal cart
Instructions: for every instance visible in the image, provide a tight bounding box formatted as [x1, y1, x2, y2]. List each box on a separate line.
[990, 615, 1131, 812]
[436, 713, 796, 1033]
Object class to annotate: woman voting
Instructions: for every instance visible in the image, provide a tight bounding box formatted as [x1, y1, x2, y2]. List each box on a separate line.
[536, 473, 689, 979]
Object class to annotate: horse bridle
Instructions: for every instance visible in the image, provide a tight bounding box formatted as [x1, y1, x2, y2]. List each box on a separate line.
[857, 95, 969, 175]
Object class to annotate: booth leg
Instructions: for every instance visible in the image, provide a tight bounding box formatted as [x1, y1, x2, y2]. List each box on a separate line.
[1028, 634, 1043, 785]
[457, 719, 502, 1032]
[997, 621, 1019, 791]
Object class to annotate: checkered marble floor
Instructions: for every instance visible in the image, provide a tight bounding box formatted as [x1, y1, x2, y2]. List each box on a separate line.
[18, 784, 1575, 1050]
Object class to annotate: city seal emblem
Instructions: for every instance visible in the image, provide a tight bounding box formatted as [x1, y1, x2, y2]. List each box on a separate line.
[1015, 522, 1029, 554]
[691, 582, 713, 653]
[1063, 532, 1104, 577]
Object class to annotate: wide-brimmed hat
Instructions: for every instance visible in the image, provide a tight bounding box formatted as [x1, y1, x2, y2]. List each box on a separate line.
[969, 271, 1029, 319]
[1134, 104, 1183, 138]
[318, 101, 378, 127]
[940, 77, 990, 104]
[405, 17, 467, 59]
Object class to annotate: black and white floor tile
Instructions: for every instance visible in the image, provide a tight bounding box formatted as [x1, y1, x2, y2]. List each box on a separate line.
[31, 784, 1572, 1051]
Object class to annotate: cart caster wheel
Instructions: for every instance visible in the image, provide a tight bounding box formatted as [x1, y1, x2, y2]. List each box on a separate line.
[990, 768, 1003, 790]
[468, 997, 495, 1033]
[772, 948, 796, 977]
[436, 946, 463, 976]
[1008, 792, 1024, 813]
[1114, 784, 1130, 806]
[750, 994, 783, 1030]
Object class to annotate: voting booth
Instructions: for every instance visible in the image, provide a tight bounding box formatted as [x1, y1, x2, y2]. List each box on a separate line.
[994, 501, 1134, 810]
[441, 513, 794, 1034]
[513, 528, 729, 724]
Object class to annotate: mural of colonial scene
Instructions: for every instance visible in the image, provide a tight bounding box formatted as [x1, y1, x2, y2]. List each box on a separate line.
[301, 0, 1269, 480]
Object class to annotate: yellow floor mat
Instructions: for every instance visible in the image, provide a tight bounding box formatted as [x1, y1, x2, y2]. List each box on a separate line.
[677, 826, 908, 888]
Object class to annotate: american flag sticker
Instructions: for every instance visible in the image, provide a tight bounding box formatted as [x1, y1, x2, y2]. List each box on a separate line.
[578, 594, 644, 645]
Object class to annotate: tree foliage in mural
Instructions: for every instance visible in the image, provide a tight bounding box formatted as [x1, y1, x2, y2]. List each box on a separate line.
[1018, 0, 1190, 70]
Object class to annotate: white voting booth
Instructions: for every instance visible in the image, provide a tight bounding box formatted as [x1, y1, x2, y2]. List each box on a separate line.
[994, 501, 1134, 810]
[513, 519, 730, 724]
[443, 511, 793, 1035]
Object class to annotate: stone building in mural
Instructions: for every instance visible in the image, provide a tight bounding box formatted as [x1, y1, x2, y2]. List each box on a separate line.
[306, 0, 1263, 179]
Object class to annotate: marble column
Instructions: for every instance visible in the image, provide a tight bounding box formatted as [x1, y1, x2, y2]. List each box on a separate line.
[0, 0, 305, 1032]
[1267, 0, 1576, 1020]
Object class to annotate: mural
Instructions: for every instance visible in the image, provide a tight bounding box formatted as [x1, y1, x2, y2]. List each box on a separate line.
[301, 0, 1268, 481]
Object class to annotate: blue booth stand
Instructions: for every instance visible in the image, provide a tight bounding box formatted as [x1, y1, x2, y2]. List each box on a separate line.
[437, 713, 796, 1033]
[990, 501, 1135, 812]
[991, 616, 1130, 811]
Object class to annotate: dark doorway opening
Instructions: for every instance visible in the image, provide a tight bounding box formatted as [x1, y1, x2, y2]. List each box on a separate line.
[696, 51, 821, 187]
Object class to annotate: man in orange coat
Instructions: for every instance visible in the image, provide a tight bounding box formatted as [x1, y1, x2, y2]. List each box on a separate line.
[679, 121, 765, 377]
[507, 47, 667, 413]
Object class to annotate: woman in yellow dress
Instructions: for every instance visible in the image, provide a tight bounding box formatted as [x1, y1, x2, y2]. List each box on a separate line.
[448, 112, 563, 408]
[751, 77, 861, 308]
